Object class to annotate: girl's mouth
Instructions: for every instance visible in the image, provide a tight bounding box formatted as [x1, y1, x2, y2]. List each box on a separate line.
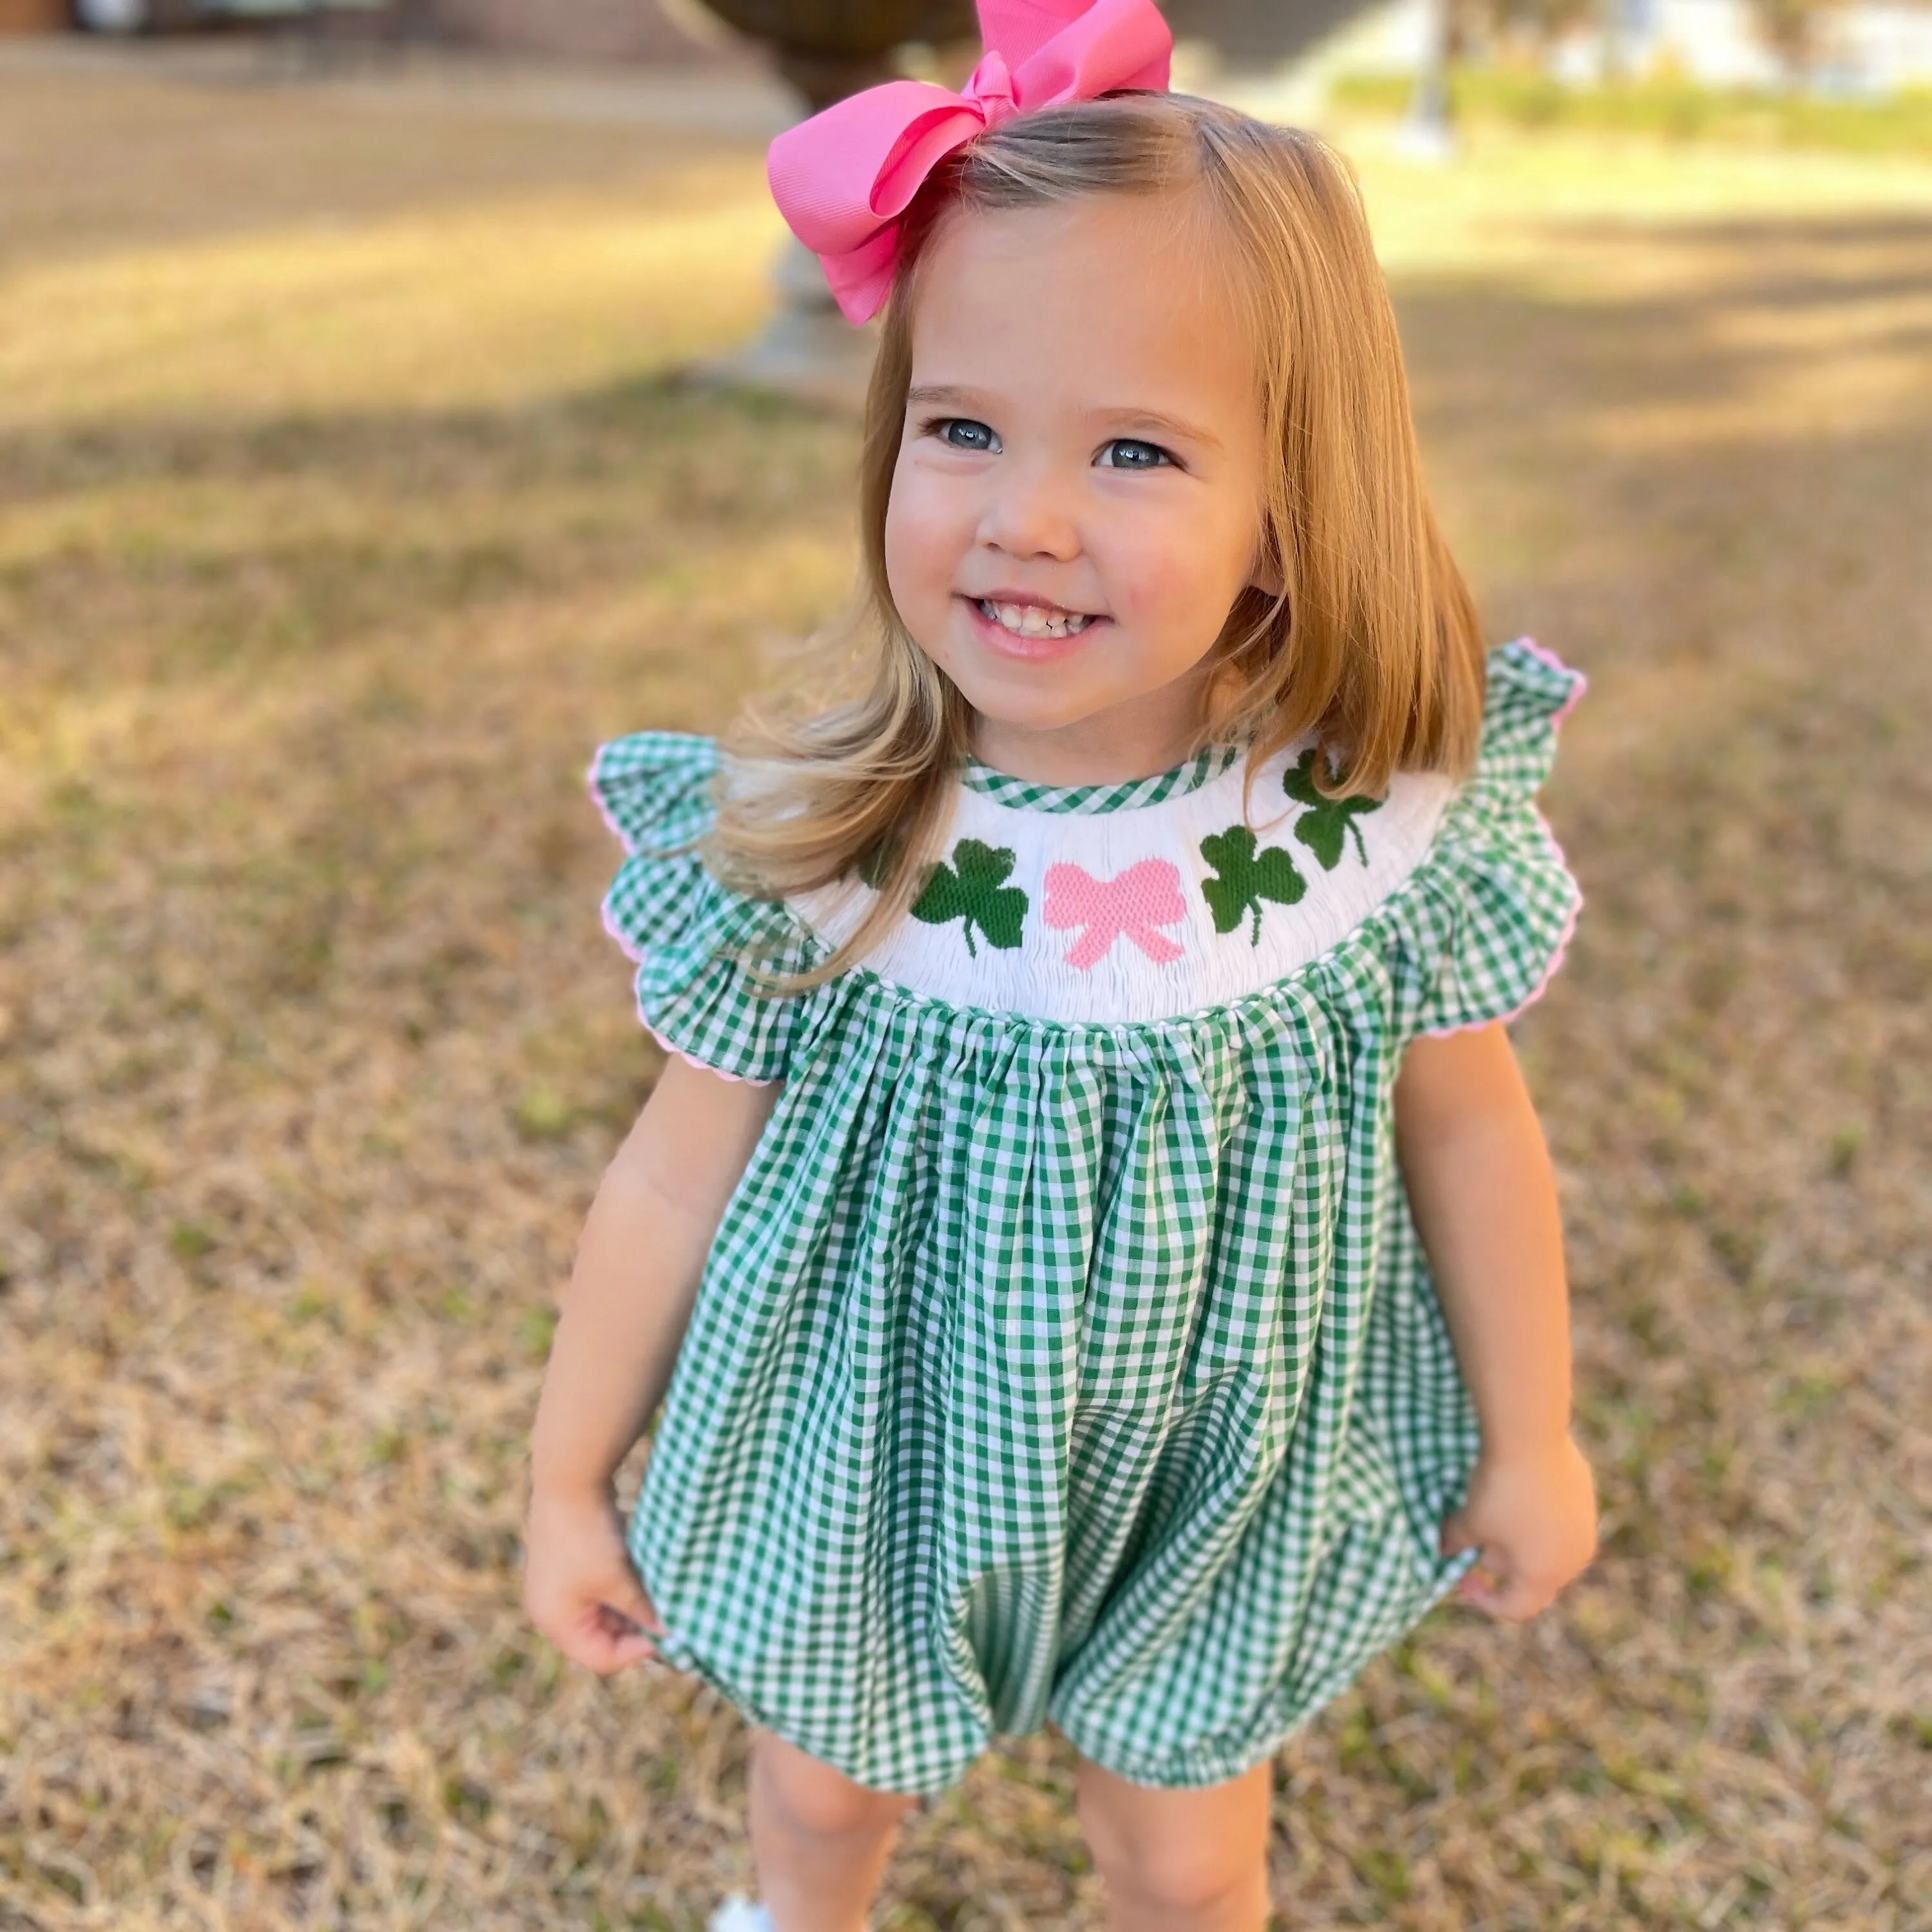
[962, 595, 1109, 660]
[973, 597, 1098, 639]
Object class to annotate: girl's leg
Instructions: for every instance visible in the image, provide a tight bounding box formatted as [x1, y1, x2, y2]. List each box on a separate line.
[746, 1725, 923, 1932]
[1074, 1752, 1273, 1932]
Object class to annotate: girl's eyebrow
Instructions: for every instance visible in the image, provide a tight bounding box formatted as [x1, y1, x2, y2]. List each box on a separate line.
[1099, 408, 1223, 452]
[907, 384, 1222, 452]
[907, 383, 993, 412]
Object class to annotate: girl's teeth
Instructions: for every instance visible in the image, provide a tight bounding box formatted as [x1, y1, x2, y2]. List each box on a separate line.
[978, 600, 1092, 638]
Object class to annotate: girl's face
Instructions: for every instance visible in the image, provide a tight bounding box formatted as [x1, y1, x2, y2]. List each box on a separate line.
[882, 191, 1277, 785]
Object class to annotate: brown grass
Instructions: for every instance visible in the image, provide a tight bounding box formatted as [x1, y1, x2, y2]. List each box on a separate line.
[1, 56, 1928, 1932]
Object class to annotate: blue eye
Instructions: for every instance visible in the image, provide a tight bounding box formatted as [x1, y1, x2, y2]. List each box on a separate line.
[1097, 439, 1171, 470]
[935, 418, 999, 453]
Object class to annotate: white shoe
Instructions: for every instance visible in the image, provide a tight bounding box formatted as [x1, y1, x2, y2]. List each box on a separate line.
[707, 1897, 775, 1932]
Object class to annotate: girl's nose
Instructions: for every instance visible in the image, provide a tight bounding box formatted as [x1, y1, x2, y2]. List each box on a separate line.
[977, 461, 1081, 561]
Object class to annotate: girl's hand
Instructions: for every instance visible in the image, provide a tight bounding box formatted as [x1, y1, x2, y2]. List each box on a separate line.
[1438, 1432, 1598, 1622]
[522, 1485, 665, 1674]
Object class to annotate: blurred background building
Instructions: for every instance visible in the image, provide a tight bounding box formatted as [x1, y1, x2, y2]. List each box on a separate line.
[1, 0, 1922, 93]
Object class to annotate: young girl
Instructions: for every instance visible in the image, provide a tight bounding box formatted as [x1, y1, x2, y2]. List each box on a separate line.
[525, 3, 1598, 1927]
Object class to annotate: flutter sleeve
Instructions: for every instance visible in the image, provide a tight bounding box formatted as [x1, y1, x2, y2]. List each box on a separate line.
[1385, 639, 1587, 1039]
[587, 730, 824, 1084]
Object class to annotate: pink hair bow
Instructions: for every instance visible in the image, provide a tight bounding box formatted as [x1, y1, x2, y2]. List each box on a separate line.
[766, 0, 1173, 325]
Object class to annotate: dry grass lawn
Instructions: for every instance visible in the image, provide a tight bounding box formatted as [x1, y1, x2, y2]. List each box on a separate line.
[1, 50, 1929, 1932]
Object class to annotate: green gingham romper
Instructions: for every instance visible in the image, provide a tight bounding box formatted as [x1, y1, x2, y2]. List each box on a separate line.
[587, 638, 1584, 1797]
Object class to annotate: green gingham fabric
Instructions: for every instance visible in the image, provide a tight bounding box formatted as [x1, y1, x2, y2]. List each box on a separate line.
[960, 741, 1249, 815]
[587, 639, 1584, 1795]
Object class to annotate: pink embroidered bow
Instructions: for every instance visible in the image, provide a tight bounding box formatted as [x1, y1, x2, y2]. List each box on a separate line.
[1044, 859, 1186, 970]
[766, 0, 1173, 325]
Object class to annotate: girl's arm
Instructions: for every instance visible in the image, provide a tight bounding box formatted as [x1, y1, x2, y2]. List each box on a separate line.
[1393, 1023, 1598, 1622]
[523, 1054, 782, 1673]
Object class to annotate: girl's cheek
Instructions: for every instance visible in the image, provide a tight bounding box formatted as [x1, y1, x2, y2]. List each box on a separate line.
[880, 503, 920, 618]
[883, 483, 961, 612]
[1109, 516, 1249, 637]
[1100, 545, 1182, 634]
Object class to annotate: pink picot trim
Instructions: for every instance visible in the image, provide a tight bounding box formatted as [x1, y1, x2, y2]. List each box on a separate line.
[1418, 804, 1582, 1039]
[1513, 635, 1587, 731]
[597, 851, 778, 1087]
[643, 1021, 779, 1088]
[1043, 859, 1188, 969]
[600, 895, 647, 966]
[1419, 640, 1586, 1037]
[585, 746, 634, 850]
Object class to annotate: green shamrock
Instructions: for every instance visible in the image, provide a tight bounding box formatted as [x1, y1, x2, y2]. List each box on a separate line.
[1282, 748, 1381, 869]
[1198, 825, 1307, 945]
[907, 838, 1028, 957]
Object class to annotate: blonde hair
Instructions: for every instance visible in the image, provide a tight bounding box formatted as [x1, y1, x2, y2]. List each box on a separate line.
[709, 92, 1486, 991]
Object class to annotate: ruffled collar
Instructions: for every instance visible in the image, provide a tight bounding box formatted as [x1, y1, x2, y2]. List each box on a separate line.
[960, 742, 1249, 815]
